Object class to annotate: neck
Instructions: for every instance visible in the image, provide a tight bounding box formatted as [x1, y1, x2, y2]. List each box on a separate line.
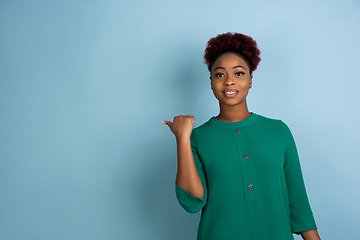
[215, 101, 251, 122]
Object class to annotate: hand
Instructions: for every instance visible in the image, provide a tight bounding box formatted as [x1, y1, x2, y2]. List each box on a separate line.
[162, 115, 195, 139]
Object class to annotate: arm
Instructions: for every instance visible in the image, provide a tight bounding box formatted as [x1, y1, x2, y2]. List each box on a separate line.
[163, 115, 207, 213]
[281, 121, 318, 234]
[175, 135, 204, 198]
[300, 229, 321, 240]
[175, 129, 208, 213]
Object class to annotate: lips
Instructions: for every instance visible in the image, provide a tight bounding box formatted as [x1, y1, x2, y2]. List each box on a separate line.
[223, 89, 238, 98]
[223, 88, 238, 93]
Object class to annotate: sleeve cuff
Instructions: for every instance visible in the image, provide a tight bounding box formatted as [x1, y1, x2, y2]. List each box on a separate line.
[291, 213, 317, 235]
[175, 181, 206, 213]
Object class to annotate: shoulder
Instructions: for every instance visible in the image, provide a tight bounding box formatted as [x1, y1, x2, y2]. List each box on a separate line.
[255, 113, 293, 136]
[190, 113, 292, 135]
[192, 113, 289, 130]
[191, 117, 214, 133]
[256, 113, 283, 124]
[190, 117, 222, 145]
[253, 113, 289, 132]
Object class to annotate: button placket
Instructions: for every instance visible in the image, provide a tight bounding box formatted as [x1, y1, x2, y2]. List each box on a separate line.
[232, 127, 258, 201]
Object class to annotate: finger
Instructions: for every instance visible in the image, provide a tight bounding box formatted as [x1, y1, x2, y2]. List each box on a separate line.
[162, 121, 172, 128]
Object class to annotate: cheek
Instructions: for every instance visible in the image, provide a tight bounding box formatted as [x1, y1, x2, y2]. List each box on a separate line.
[242, 78, 251, 86]
[212, 83, 222, 92]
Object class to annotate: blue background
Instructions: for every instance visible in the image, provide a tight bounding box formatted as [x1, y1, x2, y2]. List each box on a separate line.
[1, 0, 359, 239]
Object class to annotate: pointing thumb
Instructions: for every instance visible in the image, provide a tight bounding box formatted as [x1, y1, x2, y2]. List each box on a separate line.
[162, 120, 172, 128]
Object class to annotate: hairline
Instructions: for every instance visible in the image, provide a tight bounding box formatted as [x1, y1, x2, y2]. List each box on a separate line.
[209, 50, 252, 75]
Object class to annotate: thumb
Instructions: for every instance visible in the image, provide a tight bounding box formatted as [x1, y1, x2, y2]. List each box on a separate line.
[162, 120, 172, 129]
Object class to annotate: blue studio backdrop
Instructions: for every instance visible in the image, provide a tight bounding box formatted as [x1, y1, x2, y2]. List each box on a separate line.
[0, 0, 359, 239]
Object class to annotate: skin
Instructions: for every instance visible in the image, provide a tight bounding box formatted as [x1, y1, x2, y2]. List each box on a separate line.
[210, 52, 253, 122]
[163, 116, 204, 199]
[163, 51, 321, 239]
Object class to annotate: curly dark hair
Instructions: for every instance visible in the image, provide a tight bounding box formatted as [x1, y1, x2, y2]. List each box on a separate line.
[204, 32, 261, 74]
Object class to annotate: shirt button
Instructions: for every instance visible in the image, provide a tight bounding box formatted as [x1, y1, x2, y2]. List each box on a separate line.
[248, 184, 253, 189]
[236, 129, 241, 133]
[243, 154, 248, 159]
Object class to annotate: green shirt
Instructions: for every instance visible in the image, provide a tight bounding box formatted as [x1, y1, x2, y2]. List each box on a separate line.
[175, 112, 317, 240]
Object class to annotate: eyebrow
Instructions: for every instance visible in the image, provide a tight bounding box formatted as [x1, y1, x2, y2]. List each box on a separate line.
[214, 65, 246, 71]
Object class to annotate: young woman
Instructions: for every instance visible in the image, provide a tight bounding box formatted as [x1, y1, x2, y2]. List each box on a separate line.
[162, 32, 321, 240]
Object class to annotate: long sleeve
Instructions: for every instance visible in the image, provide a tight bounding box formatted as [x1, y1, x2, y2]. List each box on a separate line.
[175, 129, 208, 213]
[280, 121, 317, 234]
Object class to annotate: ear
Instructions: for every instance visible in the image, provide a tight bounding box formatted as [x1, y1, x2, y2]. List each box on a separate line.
[249, 75, 253, 89]
[209, 76, 213, 89]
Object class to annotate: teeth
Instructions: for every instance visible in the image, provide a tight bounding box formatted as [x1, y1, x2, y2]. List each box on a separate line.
[225, 91, 237, 94]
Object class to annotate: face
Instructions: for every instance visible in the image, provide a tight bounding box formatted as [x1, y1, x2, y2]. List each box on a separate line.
[210, 52, 253, 108]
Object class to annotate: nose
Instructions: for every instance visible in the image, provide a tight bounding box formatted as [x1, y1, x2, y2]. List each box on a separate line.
[224, 75, 235, 85]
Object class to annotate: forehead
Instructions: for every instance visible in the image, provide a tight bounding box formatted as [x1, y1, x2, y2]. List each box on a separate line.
[212, 52, 249, 70]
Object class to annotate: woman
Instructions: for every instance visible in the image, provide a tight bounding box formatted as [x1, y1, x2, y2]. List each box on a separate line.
[162, 32, 321, 240]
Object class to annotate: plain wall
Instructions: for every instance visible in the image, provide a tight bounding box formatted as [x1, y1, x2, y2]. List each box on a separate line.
[0, 0, 359, 239]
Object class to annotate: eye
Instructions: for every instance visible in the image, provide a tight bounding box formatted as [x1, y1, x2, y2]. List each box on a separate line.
[235, 71, 245, 77]
[214, 73, 224, 78]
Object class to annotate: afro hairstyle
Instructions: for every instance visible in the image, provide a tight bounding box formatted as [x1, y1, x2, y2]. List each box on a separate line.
[204, 32, 261, 74]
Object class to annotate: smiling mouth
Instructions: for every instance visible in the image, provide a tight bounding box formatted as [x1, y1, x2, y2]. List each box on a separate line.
[224, 91, 238, 98]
